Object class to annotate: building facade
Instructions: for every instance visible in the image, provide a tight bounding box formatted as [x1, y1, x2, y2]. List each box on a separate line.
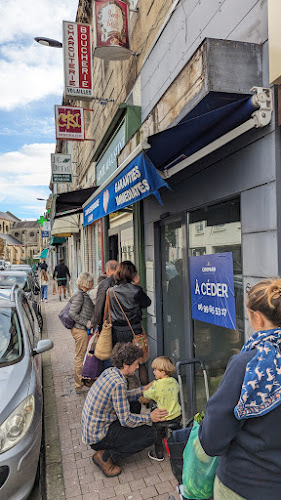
[51, 0, 281, 415]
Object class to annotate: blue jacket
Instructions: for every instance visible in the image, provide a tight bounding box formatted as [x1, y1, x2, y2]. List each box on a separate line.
[199, 350, 281, 500]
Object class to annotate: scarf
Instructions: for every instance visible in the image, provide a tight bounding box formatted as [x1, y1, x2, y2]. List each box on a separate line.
[234, 328, 281, 420]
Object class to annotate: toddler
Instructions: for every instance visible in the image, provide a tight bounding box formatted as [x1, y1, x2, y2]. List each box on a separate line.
[143, 356, 181, 461]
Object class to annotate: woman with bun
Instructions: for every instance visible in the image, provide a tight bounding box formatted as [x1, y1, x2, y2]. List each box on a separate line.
[198, 279, 281, 500]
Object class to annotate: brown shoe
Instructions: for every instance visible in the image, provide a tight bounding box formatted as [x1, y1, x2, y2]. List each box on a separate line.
[92, 450, 122, 477]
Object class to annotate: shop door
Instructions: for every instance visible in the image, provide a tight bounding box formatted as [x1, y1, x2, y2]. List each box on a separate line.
[109, 235, 119, 261]
[160, 217, 188, 362]
[189, 199, 244, 410]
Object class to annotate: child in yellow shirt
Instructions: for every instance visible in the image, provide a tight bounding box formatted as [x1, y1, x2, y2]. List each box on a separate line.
[143, 356, 181, 461]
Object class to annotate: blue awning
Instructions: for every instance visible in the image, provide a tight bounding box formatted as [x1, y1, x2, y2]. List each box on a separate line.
[146, 96, 258, 171]
[83, 152, 169, 227]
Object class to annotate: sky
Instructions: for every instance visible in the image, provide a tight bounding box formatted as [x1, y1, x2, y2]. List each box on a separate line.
[0, 0, 79, 220]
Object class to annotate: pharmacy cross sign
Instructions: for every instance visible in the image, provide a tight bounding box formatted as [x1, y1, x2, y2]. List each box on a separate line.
[37, 216, 47, 226]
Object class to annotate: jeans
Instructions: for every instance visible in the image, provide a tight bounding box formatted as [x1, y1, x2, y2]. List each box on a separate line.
[153, 415, 181, 453]
[41, 285, 47, 300]
[91, 420, 157, 464]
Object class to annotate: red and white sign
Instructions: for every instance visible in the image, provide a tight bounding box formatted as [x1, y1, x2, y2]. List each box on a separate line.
[63, 21, 93, 98]
[93, 0, 131, 60]
[55, 105, 85, 140]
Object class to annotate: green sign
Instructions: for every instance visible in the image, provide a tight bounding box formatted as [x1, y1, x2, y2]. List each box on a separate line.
[37, 216, 47, 226]
[96, 121, 125, 186]
[52, 174, 72, 183]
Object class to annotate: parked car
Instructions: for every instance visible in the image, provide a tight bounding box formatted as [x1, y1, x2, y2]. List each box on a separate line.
[4, 262, 11, 270]
[0, 285, 53, 499]
[0, 271, 43, 331]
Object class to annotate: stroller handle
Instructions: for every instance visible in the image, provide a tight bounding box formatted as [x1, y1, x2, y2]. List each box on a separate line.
[176, 358, 207, 375]
[176, 358, 210, 428]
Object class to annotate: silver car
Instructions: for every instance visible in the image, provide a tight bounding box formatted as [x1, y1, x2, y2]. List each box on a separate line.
[0, 285, 53, 499]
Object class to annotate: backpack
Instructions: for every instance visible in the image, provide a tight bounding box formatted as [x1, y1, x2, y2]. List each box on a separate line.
[58, 301, 75, 329]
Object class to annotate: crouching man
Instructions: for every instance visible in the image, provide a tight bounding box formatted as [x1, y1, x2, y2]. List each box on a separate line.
[81, 342, 168, 477]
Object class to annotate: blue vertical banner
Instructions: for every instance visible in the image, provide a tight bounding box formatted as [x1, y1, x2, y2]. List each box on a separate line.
[189, 252, 236, 330]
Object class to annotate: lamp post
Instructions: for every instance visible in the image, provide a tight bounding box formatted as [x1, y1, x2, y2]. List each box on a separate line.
[34, 37, 62, 48]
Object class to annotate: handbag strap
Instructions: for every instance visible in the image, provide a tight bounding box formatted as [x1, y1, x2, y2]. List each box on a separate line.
[112, 288, 136, 339]
[103, 289, 112, 323]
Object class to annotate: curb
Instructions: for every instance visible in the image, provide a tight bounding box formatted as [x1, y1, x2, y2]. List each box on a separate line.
[42, 315, 65, 500]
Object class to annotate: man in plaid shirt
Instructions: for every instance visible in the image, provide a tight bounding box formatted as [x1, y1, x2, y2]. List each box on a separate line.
[81, 343, 168, 477]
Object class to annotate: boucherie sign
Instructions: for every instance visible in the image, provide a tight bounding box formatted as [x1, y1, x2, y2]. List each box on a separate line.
[63, 21, 93, 98]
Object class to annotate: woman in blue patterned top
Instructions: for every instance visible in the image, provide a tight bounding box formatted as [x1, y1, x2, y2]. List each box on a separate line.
[199, 278, 281, 500]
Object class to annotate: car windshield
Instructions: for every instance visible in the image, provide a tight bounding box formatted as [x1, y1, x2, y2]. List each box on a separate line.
[0, 274, 27, 288]
[0, 308, 23, 364]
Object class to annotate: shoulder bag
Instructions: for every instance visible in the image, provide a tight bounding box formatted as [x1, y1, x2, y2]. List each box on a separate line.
[94, 290, 113, 360]
[112, 289, 149, 363]
[58, 300, 75, 329]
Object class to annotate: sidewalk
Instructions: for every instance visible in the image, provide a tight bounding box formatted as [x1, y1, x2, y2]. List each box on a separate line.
[42, 288, 180, 500]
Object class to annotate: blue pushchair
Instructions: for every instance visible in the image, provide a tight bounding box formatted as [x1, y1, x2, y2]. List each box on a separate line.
[166, 358, 211, 500]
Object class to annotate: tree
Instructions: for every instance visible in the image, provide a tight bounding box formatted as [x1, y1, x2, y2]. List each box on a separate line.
[0, 238, 4, 258]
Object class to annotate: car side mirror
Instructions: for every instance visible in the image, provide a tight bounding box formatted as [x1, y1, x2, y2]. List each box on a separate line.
[32, 339, 54, 355]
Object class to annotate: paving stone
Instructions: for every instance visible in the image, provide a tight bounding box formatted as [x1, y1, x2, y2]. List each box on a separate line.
[42, 293, 179, 500]
[114, 483, 132, 496]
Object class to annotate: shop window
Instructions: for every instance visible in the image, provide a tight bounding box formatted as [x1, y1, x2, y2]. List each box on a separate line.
[212, 224, 226, 232]
[189, 199, 244, 408]
[30, 232, 34, 237]
[195, 221, 205, 234]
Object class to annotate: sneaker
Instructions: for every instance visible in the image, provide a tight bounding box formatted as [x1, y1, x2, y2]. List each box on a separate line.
[64, 294, 67, 299]
[148, 450, 164, 462]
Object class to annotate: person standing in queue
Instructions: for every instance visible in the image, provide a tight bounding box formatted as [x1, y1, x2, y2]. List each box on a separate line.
[108, 261, 151, 385]
[69, 272, 95, 393]
[199, 278, 281, 500]
[92, 260, 118, 329]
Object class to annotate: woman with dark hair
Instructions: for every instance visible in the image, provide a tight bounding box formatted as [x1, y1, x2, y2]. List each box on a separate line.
[108, 260, 151, 384]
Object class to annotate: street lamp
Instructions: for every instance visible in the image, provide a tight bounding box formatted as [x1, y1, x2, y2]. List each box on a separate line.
[34, 37, 63, 48]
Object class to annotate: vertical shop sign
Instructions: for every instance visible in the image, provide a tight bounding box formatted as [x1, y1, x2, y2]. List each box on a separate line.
[51, 153, 73, 183]
[42, 221, 51, 238]
[63, 21, 93, 98]
[189, 252, 236, 330]
[54, 105, 85, 140]
[93, 0, 131, 60]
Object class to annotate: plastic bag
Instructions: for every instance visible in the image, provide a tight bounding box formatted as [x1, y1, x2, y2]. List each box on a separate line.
[182, 420, 218, 499]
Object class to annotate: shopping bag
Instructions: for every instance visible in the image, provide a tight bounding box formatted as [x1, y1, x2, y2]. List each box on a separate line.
[58, 301, 75, 330]
[182, 420, 218, 499]
[82, 336, 104, 381]
[95, 291, 112, 360]
[134, 330, 149, 362]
